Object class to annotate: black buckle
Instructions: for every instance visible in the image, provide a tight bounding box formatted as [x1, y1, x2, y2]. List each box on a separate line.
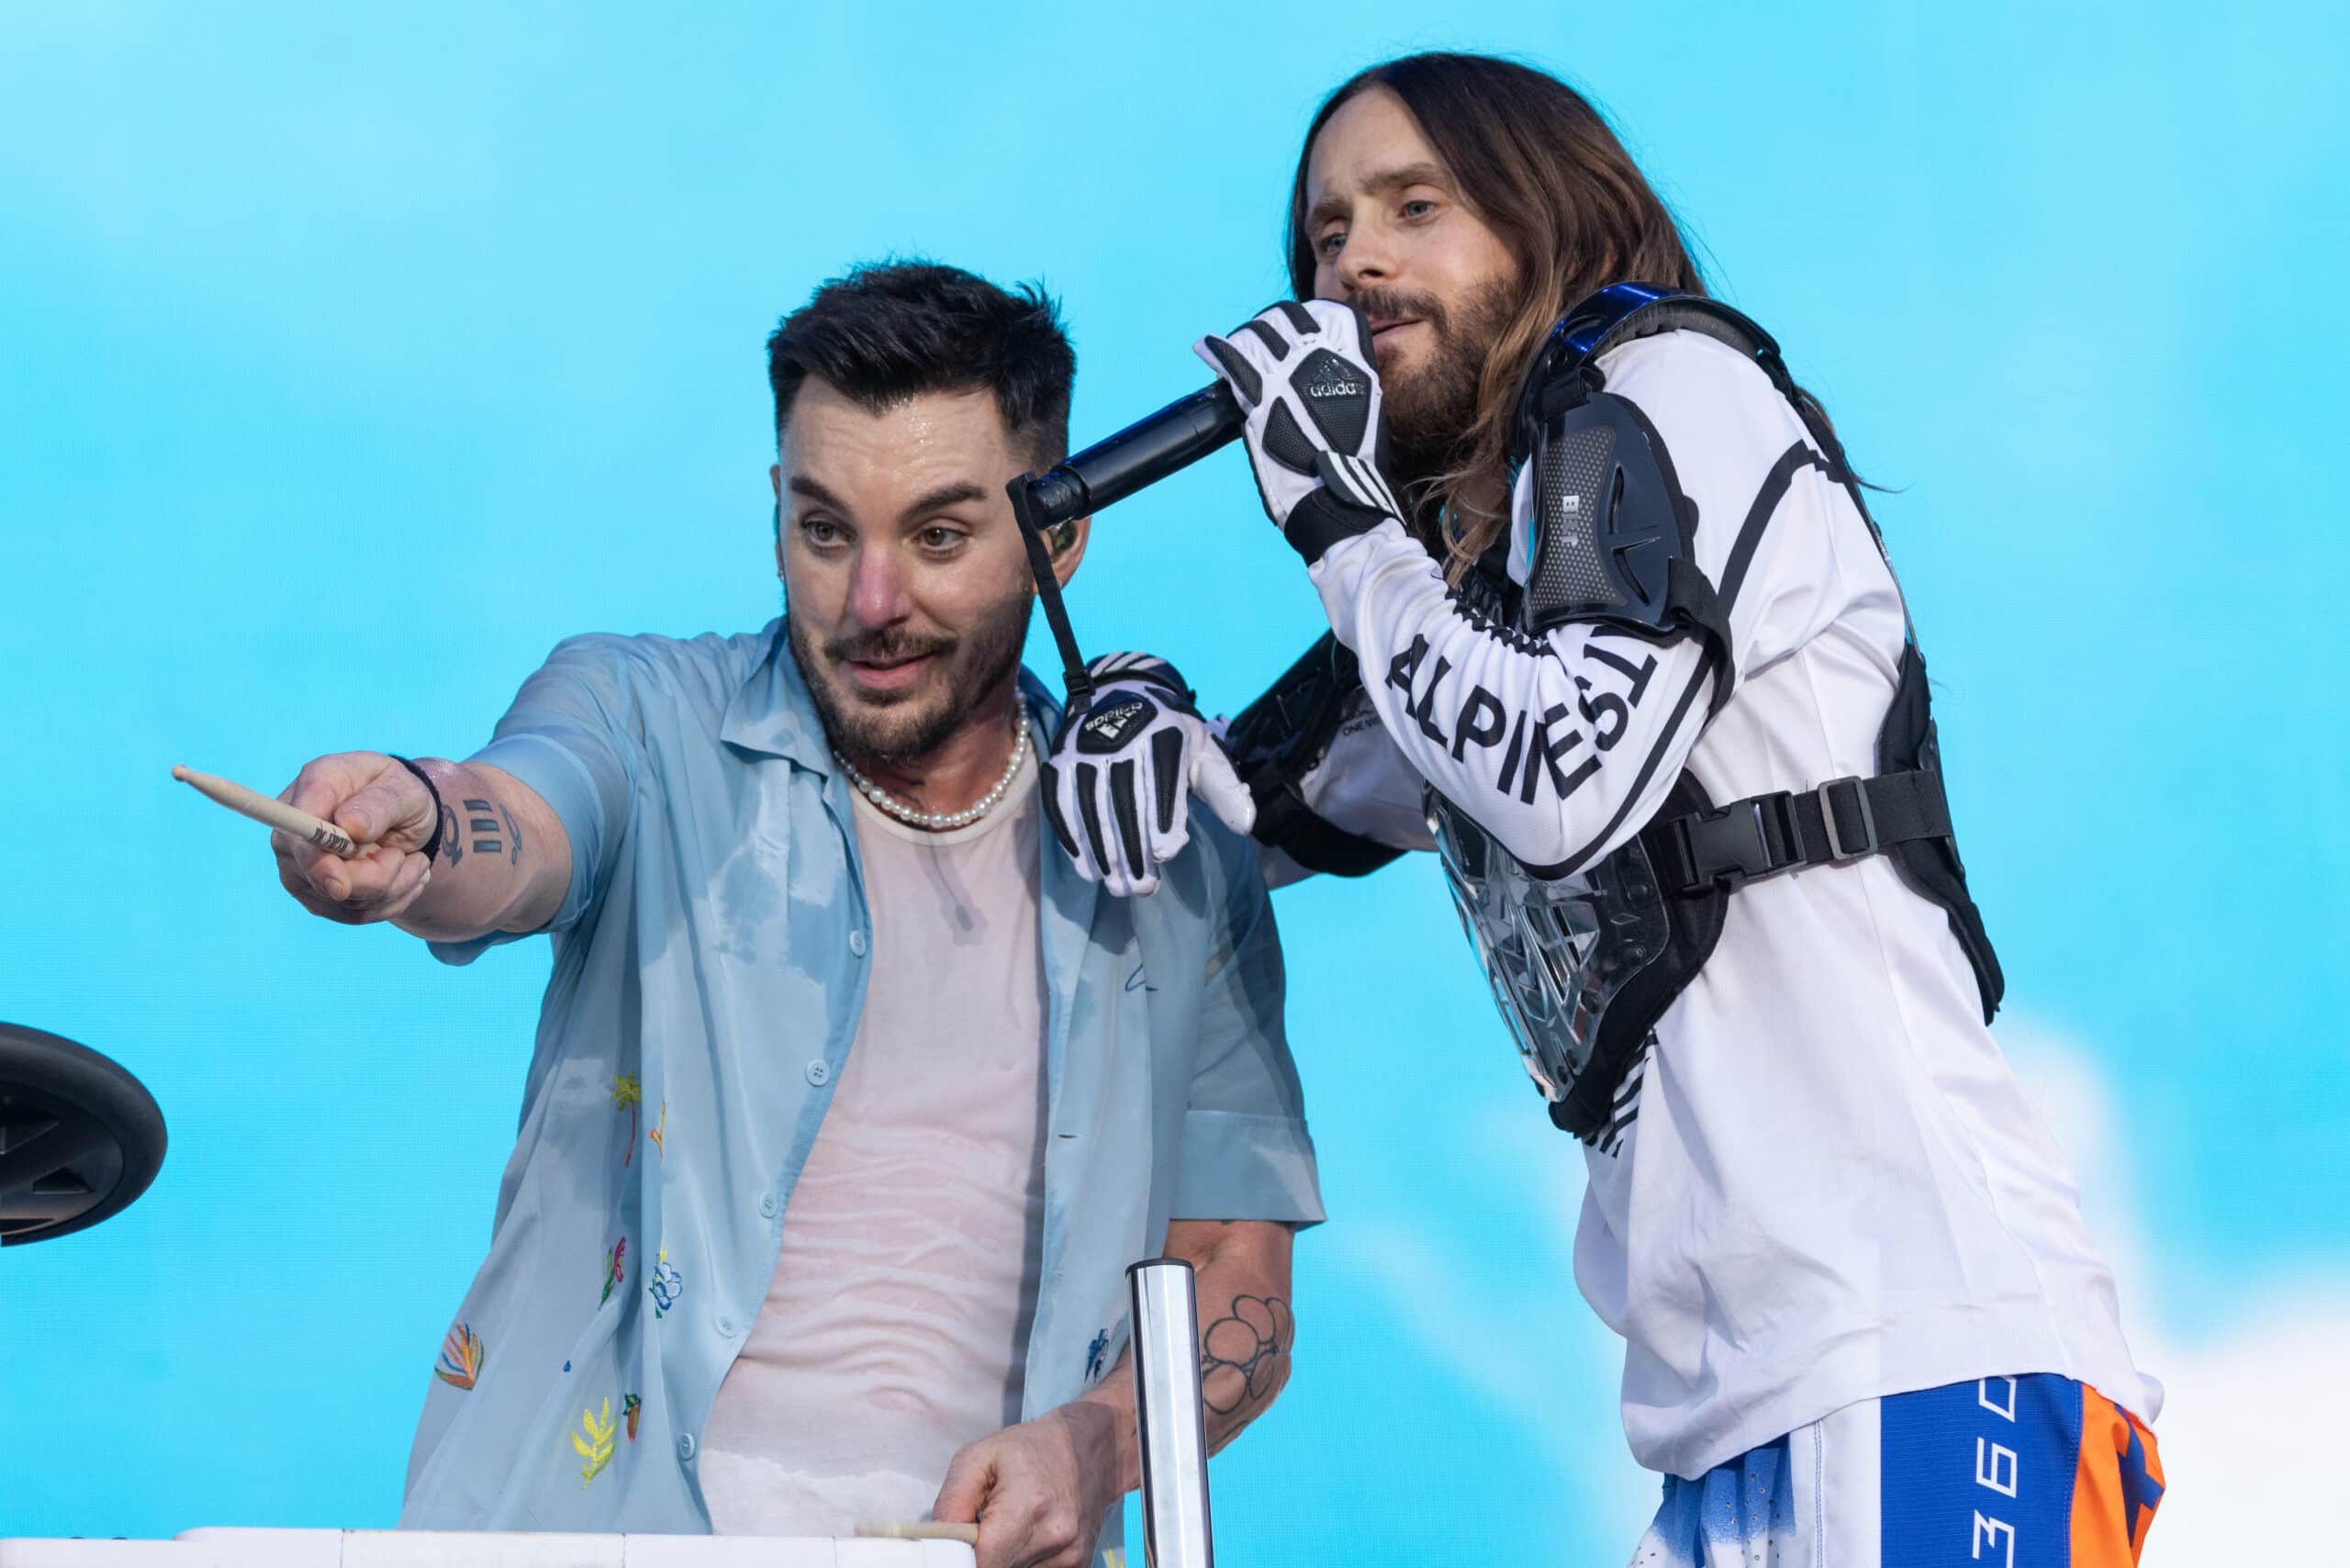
[1676, 790, 1805, 889]
[1816, 775, 1878, 861]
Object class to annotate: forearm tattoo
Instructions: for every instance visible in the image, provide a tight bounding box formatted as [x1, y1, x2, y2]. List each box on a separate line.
[1199, 1294, 1292, 1420]
[434, 794, 522, 870]
[464, 799, 501, 857]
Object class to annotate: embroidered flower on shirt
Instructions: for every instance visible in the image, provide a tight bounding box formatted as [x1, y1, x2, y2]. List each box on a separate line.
[1085, 1328, 1111, 1383]
[648, 1100, 666, 1161]
[623, 1393, 642, 1441]
[433, 1323, 484, 1391]
[573, 1398, 617, 1486]
[601, 1238, 627, 1305]
[648, 1249, 682, 1317]
[610, 1075, 643, 1166]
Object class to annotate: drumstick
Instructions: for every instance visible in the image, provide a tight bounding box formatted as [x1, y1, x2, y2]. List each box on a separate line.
[172, 765, 375, 858]
[855, 1520, 982, 1545]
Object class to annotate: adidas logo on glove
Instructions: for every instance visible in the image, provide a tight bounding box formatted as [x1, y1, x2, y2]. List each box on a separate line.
[1304, 364, 1367, 402]
[1077, 696, 1157, 753]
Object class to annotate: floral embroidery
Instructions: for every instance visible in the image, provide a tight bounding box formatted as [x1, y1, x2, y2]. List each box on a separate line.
[1084, 1328, 1111, 1383]
[648, 1100, 666, 1161]
[573, 1398, 617, 1486]
[623, 1392, 642, 1441]
[610, 1075, 642, 1166]
[601, 1238, 627, 1305]
[433, 1323, 485, 1390]
[648, 1249, 682, 1317]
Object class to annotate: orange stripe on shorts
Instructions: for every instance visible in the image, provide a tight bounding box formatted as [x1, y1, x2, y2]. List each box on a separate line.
[2070, 1384, 2166, 1566]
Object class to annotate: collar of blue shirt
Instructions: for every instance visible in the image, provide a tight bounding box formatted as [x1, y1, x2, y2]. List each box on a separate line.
[717, 629, 1102, 1111]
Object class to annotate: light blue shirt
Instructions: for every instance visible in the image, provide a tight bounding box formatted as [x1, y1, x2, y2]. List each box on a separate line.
[399, 623, 1321, 1531]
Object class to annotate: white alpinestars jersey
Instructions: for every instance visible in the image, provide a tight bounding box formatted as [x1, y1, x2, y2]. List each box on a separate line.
[1294, 327, 2158, 1479]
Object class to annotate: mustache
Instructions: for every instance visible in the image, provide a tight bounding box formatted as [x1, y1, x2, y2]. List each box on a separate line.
[824, 627, 956, 665]
[1350, 286, 1450, 336]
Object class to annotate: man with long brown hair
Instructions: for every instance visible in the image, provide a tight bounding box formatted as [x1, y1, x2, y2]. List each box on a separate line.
[1043, 51, 2165, 1567]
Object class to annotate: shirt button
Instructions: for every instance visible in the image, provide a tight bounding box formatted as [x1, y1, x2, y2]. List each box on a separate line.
[677, 1434, 697, 1462]
[805, 1059, 831, 1087]
[759, 1191, 778, 1218]
[848, 930, 867, 958]
[717, 1314, 736, 1337]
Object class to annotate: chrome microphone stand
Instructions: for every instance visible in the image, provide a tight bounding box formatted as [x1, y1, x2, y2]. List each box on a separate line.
[1126, 1258, 1215, 1568]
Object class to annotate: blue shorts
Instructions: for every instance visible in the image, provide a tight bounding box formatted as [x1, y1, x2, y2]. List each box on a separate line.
[1629, 1375, 2165, 1567]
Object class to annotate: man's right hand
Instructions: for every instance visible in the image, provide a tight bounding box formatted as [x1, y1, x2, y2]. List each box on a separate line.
[271, 751, 438, 924]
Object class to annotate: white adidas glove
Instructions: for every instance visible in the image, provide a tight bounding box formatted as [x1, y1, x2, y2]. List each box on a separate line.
[1195, 298, 1405, 562]
[1041, 655, 1255, 898]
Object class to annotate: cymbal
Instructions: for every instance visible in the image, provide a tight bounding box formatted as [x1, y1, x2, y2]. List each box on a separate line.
[1, 1022, 167, 1245]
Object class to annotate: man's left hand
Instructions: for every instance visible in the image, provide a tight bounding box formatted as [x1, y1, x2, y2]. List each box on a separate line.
[1042, 653, 1255, 898]
[932, 1402, 1125, 1568]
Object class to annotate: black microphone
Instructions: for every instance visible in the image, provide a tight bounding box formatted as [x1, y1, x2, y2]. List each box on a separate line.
[1007, 379, 1245, 712]
[1012, 381, 1243, 533]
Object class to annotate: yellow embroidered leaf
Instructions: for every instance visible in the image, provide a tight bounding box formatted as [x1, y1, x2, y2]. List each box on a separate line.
[576, 1398, 618, 1485]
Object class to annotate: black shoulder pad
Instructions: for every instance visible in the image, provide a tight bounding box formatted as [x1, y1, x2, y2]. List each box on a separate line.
[1507, 284, 1743, 711]
[1518, 391, 1691, 630]
[1516, 390, 1734, 715]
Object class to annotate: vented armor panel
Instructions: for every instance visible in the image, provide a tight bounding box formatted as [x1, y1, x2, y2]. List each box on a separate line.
[1529, 421, 1624, 611]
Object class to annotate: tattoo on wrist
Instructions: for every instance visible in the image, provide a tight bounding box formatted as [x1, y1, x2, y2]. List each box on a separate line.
[439, 803, 464, 868]
[498, 801, 522, 865]
[1199, 1294, 1292, 1418]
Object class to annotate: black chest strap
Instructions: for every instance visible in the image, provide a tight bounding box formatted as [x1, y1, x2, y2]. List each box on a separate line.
[1647, 767, 1949, 892]
[1632, 639, 2006, 1026]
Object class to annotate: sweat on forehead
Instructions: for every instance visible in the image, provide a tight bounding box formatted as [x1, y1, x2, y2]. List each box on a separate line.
[783, 375, 1009, 458]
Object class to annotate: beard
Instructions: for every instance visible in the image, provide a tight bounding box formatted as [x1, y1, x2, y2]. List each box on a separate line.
[1357, 278, 1516, 488]
[787, 584, 1033, 768]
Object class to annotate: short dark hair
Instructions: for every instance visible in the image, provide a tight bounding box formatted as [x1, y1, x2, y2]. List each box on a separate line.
[767, 261, 1075, 469]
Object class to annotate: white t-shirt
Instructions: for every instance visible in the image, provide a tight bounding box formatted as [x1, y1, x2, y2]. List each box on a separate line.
[698, 749, 1049, 1532]
[1302, 329, 2159, 1479]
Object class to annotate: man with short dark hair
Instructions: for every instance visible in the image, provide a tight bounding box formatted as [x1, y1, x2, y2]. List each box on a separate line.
[265, 262, 1318, 1567]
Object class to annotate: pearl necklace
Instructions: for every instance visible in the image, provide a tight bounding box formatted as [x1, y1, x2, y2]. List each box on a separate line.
[835, 712, 1031, 832]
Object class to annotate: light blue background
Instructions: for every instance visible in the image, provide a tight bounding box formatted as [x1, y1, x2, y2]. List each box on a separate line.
[2, 4, 2343, 1562]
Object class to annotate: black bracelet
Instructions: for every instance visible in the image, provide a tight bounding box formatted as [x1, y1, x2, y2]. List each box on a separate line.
[389, 755, 447, 864]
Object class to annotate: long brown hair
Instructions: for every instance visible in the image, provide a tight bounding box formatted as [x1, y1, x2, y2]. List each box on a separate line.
[1286, 53, 1706, 579]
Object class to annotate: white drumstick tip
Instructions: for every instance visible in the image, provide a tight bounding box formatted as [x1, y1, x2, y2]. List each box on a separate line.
[172, 764, 375, 858]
